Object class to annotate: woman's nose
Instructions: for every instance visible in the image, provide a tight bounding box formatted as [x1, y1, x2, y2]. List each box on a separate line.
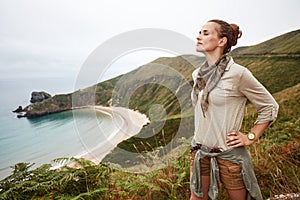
[196, 34, 201, 41]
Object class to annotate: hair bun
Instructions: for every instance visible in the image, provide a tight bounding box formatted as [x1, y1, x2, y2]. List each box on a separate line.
[230, 24, 242, 46]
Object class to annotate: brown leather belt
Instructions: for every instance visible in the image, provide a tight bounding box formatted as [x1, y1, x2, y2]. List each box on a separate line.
[190, 144, 222, 153]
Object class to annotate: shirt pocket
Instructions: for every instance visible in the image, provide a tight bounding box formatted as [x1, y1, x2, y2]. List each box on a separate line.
[216, 80, 234, 92]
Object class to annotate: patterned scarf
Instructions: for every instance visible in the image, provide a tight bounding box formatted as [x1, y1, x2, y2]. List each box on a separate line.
[192, 54, 231, 117]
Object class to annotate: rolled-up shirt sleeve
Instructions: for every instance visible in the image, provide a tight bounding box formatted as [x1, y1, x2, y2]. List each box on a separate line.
[238, 68, 279, 125]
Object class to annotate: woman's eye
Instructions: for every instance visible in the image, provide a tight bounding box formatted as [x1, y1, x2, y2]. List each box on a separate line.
[199, 31, 208, 36]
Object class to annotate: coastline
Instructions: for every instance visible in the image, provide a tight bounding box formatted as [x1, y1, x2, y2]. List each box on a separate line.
[75, 106, 150, 164]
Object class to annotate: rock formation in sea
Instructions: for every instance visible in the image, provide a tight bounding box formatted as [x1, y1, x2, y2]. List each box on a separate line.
[13, 91, 58, 118]
[12, 106, 24, 113]
[30, 91, 52, 103]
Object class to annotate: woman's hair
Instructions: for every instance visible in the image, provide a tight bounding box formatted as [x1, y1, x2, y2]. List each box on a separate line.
[209, 19, 242, 53]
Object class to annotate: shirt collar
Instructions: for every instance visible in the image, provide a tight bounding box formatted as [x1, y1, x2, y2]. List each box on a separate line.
[225, 57, 234, 71]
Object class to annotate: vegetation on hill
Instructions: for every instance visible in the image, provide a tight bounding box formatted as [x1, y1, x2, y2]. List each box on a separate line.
[2, 30, 300, 199]
[233, 56, 300, 94]
[232, 29, 300, 55]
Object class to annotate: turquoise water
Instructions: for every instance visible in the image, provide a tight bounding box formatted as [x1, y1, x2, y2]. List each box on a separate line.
[0, 78, 115, 180]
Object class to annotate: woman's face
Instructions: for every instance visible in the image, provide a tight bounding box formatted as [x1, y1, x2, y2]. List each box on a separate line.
[196, 22, 222, 53]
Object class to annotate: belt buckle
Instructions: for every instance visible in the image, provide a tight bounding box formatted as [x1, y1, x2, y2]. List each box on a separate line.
[201, 145, 221, 153]
[201, 145, 210, 153]
[210, 147, 222, 153]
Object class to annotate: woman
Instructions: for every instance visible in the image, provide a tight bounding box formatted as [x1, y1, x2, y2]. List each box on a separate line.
[190, 19, 279, 200]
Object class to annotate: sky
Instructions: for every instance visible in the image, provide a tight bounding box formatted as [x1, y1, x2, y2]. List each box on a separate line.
[0, 0, 299, 90]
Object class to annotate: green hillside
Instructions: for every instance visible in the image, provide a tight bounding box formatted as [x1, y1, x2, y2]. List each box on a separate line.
[233, 56, 300, 94]
[232, 29, 300, 55]
[111, 55, 204, 116]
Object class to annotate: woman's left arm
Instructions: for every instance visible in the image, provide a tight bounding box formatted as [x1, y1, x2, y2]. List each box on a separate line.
[227, 68, 279, 147]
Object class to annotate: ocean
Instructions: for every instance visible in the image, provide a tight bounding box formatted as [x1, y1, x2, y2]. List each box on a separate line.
[0, 77, 116, 180]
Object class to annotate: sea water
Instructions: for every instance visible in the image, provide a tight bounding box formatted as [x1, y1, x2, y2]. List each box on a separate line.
[0, 77, 116, 180]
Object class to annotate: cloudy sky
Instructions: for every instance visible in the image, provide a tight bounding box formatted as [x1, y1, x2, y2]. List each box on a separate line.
[0, 0, 299, 90]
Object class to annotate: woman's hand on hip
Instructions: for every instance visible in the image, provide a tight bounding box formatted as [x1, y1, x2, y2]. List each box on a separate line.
[226, 132, 253, 148]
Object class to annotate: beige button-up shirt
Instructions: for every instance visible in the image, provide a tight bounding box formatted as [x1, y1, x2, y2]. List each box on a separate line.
[191, 58, 279, 151]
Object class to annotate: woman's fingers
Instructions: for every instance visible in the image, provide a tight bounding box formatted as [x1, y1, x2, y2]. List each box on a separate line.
[227, 132, 247, 147]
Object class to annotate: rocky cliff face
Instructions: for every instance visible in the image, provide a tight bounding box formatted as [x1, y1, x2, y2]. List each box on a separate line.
[21, 93, 72, 118]
[13, 91, 52, 117]
[13, 91, 73, 118]
[30, 91, 51, 103]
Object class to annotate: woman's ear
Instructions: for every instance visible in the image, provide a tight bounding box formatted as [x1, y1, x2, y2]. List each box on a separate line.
[218, 37, 227, 47]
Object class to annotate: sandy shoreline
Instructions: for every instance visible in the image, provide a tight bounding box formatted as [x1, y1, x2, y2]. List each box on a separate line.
[76, 106, 150, 164]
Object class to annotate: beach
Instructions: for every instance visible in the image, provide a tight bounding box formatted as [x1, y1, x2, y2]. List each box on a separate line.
[77, 106, 150, 164]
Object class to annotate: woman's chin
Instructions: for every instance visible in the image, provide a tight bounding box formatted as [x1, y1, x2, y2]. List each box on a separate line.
[196, 46, 204, 53]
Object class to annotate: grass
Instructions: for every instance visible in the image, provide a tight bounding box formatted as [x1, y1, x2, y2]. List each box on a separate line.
[1, 124, 298, 199]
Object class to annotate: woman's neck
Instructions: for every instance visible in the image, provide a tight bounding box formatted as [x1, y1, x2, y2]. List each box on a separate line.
[204, 51, 223, 66]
